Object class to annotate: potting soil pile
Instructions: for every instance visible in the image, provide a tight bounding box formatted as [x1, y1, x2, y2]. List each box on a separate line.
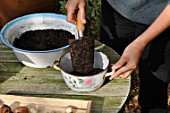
[13, 29, 74, 51]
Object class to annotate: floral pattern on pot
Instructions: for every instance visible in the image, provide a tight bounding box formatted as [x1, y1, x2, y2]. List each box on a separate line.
[63, 75, 96, 89]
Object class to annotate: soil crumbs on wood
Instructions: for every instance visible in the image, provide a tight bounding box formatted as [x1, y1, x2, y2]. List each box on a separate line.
[13, 29, 74, 51]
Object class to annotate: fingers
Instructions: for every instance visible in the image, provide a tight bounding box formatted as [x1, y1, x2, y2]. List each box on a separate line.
[109, 64, 132, 80]
[65, 2, 77, 24]
[78, 3, 86, 23]
[119, 70, 133, 78]
[109, 55, 136, 80]
[65, 0, 86, 24]
[66, 9, 77, 24]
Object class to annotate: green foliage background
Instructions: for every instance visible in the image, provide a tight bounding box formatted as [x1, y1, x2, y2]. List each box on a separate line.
[55, 0, 101, 40]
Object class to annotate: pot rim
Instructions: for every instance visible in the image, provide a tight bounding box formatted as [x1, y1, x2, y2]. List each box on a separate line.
[0, 13, 74, 53]
[59, 51, 110, 77]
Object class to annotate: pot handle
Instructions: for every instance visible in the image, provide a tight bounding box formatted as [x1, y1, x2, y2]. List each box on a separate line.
[104, 64, 115, 78]
[53, 60, 61, 71]
[105, 70, 115, 77]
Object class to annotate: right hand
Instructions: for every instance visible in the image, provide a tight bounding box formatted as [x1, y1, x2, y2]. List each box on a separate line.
[65, 0, 87, 24]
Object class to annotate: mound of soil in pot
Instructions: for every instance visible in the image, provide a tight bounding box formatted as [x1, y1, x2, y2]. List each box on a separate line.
[70, 37, 104, 75]
[13, 29, 74, 51]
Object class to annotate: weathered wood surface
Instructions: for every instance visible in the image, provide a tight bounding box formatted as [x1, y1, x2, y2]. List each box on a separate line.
[0, 39, 131, 113]
[0, 94, 92, 113]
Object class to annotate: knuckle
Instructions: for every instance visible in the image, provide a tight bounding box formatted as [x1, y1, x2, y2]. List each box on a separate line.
[79, 2, 86, 8]
[131, 64, 137, 69]
[122, 54, 127, 58]
[66, 17, 71, 22]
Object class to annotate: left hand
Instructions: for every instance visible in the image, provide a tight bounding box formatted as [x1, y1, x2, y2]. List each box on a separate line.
[109, 5, 170, 80]
[109, 40, 146, 80]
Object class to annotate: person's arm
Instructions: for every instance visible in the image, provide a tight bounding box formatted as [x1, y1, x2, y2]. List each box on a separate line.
[109, 4, 170, 80]
[65, 0, 87, 24]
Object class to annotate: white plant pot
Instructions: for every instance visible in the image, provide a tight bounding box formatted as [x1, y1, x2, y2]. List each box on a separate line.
[0, 13, 78, 68]
[54, 51, 115, 92]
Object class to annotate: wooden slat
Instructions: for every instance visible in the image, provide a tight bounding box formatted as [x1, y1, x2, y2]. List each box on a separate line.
[0, 40, 3, 44]
[0, 52, 19, 62]
[0, 94, 92, 113]
[0, 95, 91, 109]
[0, 62, 23, 73]
[0, 45, 12, 51]
[0, 77, 130, 97]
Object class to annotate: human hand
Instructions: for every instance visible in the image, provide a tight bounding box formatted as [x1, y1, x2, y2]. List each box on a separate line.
[65, 0, 87, 24]
[109, 40, 146, 80]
